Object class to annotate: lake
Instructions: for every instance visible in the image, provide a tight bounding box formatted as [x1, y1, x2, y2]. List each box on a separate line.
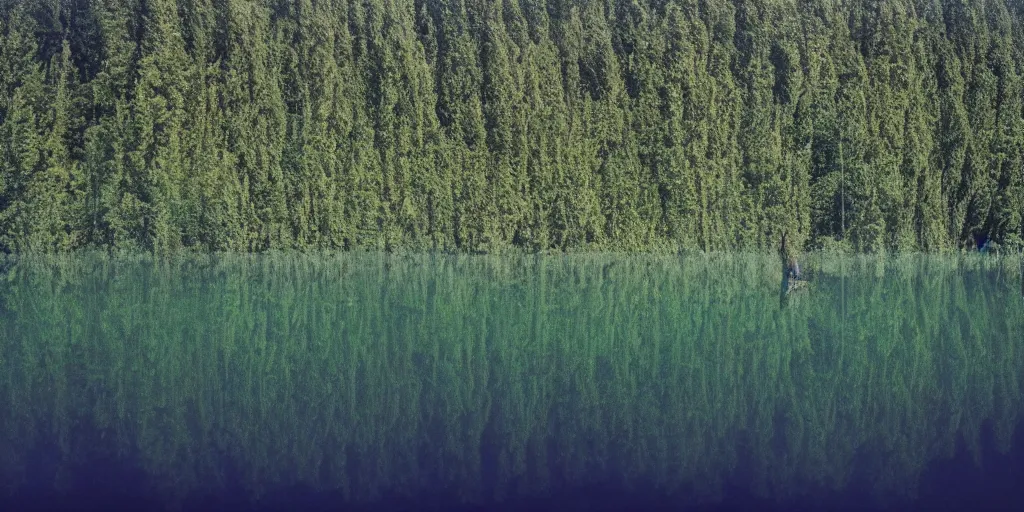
[1, 252, 1022, 511]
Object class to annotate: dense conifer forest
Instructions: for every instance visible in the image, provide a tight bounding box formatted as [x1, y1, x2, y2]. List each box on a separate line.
[1, 0, 1022, 253]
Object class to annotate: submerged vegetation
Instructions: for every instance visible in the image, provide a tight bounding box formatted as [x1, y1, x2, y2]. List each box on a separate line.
[0, 253, 1021, 506]
[1, 0, 1024, 253]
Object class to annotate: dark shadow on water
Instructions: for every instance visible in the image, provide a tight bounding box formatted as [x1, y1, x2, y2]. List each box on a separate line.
[2, 419, 1022, 512]
[5, 421, 158, 511]
[913, 418, 1024, 512]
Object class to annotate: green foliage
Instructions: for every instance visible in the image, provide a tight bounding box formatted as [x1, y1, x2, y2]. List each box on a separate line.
[1, 0, 1023, 253]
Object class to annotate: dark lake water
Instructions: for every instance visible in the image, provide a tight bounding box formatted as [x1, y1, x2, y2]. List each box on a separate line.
[1, 252, 1022, 511]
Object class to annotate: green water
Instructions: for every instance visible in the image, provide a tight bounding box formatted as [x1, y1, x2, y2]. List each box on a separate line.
[0, 253, 1022, 508]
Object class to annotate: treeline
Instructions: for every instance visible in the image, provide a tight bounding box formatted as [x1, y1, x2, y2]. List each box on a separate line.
[1, 0, 1023, 253]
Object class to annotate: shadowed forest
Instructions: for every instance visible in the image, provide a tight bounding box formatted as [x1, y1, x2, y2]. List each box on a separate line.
[0, 253, 1022, 508]
[1, 0, 1024, 253]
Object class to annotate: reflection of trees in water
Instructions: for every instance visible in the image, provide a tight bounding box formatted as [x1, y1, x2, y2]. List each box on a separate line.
[0, 253, 1021, 507]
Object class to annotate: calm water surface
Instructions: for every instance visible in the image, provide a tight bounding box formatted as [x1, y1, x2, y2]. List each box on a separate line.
[1, 253, 1022, 511]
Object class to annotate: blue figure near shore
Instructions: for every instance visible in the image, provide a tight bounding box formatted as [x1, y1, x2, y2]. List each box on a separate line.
[779, 232, 806, 305]
[976, 235, 991, 254]
[781, 232, 801, 280]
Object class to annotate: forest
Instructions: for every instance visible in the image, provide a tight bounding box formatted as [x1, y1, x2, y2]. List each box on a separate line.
[1, 0, 1022, 253]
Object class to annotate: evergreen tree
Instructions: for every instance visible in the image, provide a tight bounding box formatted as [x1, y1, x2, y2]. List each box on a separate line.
[222, 0, 289, 250]
[25, 38, 84, 251]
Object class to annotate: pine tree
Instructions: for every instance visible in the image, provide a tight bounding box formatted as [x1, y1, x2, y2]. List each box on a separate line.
[127, 0, 192, 252]
[25, 38, 84, 251]
[432, 0, 491, 250]
[0, 4, 46, 251]
[221, 0, 289, 250]
[478, 0, 529, 249]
